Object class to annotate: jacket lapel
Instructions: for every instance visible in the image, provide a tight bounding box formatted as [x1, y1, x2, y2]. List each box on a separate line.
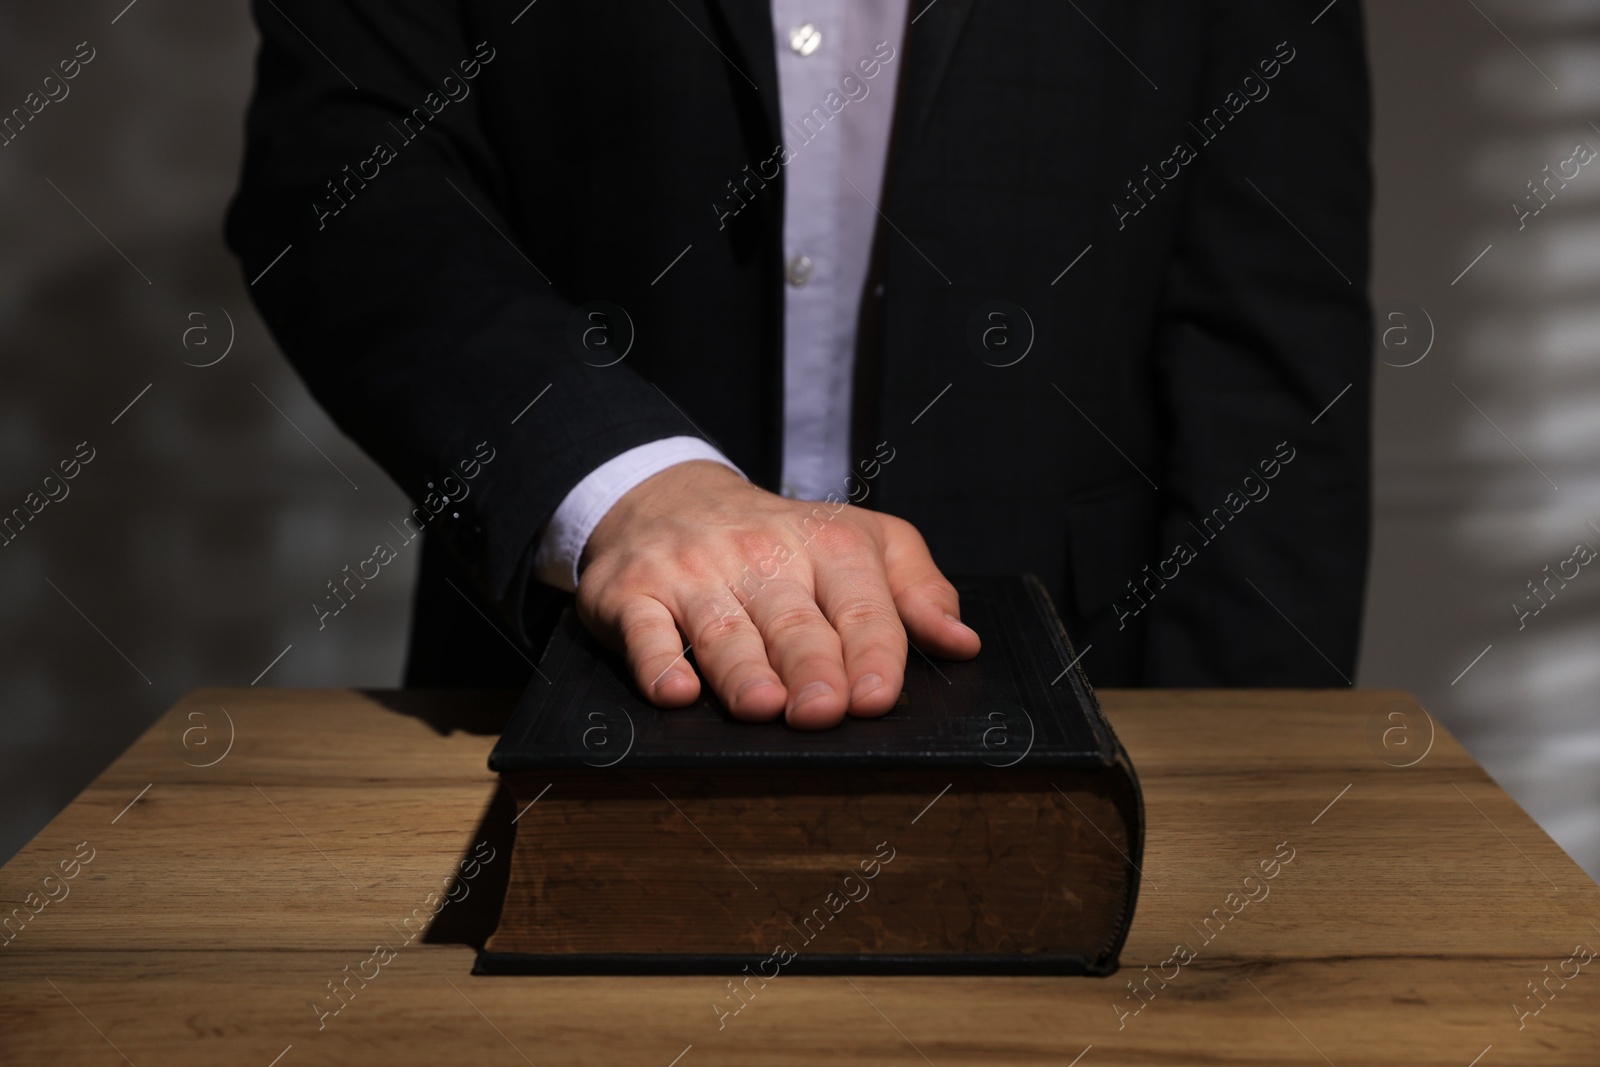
[900, 0, 979, 143]
[701, 0, 782, 144]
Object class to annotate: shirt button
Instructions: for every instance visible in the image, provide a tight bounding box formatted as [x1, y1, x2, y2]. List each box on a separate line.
[789, 24, 822, 56]
[786, 254, 814, 287]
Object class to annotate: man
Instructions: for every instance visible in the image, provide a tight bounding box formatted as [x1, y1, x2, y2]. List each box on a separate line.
[227, 0, 1372, 727]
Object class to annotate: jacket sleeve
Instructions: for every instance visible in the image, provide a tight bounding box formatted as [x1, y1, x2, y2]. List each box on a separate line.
[225, 0, 696, 637]
[1141, 1, 1373, 685]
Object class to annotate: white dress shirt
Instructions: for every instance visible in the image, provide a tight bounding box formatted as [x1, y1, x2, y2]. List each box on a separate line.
[533, 0, 909, 592]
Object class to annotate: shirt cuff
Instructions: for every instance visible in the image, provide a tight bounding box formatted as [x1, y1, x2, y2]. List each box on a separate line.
[532, 436, 745, 593]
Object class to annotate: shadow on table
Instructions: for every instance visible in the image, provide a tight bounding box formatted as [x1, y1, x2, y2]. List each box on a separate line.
[422, 780, 519, 949]
[360, 689, 522, 737]
[358, 689, 522, 948]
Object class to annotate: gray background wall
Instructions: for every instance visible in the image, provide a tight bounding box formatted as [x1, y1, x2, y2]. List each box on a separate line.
[2, 1, 1596, 877]
[1359, 0, 1600, 877]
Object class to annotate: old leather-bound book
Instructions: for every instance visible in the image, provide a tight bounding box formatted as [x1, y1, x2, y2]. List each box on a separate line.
[478, 574, 1144, 976]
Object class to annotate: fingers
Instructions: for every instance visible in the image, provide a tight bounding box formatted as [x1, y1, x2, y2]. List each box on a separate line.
[812, 550, 907, 720]
[740, 578, 852, 729]
[672, 587, 787, 721]
[577, 503, 970, 733]
[583, 594, 702, 708]
[878, 515, 981, 660]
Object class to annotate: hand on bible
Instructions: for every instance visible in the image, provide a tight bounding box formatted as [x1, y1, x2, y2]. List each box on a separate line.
[575, 460, 980, 729]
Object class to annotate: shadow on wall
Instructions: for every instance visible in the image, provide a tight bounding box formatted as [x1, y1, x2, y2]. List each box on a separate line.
[0, 4, 417, 863]
[1360, 0, 1600, 879]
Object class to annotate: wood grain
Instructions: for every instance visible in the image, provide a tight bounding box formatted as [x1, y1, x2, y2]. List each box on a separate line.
[2, 686, 1597, 1065]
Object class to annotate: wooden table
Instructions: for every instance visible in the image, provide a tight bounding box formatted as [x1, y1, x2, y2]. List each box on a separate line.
[3, 688, 1597, 1066]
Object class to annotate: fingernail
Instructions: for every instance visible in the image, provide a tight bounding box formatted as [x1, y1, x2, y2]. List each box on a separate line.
[944, 612, 971, 630]
[852, 673, 884, 701]
[792, 681, 834, 708]
[738, 677, 775, 698]
[657, 669, 685, 689]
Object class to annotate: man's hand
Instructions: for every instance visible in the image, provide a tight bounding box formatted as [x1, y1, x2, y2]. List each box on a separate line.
[575, 460, 980, 729]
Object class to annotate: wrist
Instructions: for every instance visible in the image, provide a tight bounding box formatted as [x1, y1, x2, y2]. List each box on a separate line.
[579, 460, 749, 575]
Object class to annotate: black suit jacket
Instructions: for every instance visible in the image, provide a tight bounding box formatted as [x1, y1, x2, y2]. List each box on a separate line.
[227, 0, 1373, 688]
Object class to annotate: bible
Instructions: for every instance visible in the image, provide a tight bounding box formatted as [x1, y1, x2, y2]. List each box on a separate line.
[478, 574, 1144, 975]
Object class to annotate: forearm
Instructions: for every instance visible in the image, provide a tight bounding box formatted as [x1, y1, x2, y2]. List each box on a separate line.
[226, 0, 697, 632]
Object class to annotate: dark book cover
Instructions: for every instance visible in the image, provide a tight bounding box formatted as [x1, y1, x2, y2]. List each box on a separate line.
[479, 574, 1144, 976]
